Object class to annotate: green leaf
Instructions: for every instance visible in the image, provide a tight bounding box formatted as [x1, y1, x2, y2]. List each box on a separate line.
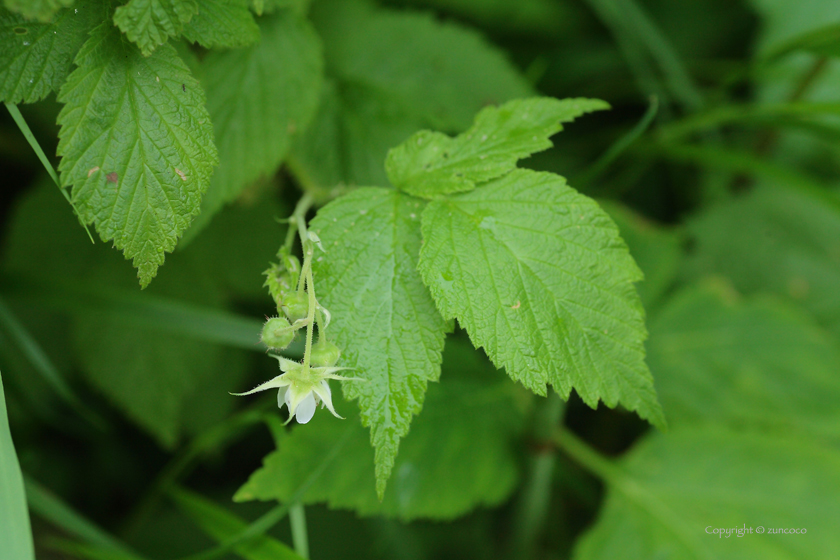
[0, 4, 101, 103]
[189, 9, 321, 233]
[648, 281, 840, 438]
[386, 97, 609, 199]
[684, 183, 840, 340]
[309, 187, 447, 496]
[599, 201, 682, 309]
[235, 338, 526, 520]
[170, 488, 304, 560]
[290, 0, 533, 190]
[0, 370, 34, 560]
[56, 22, 218, 287]
[750, 0, 840, 57]
[572, 427, 840, 560]
[114, 0, 199, 57]
[182, 0, 259, 49]
[3, 0, 73, 22]
[418, 168, 665, 428]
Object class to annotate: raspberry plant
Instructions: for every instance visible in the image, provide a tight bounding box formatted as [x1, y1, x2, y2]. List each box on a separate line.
[2, 1, 839, 559]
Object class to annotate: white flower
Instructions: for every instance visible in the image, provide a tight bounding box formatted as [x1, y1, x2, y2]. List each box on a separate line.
[231, 356, 358, 424]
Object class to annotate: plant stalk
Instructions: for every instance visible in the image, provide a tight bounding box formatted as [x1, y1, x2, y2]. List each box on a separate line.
[509, 390, 565, 559]
[289, 503, 310, 559]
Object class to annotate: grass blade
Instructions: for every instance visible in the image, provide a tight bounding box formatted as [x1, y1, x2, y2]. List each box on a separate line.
[0, 296, 107, 430]
[4, 102, 95, 243]
[0, 369, 35, 560]
[575, 95, 659, 186]
[170, 487, 304, 560]
[24, 476, 144, 559]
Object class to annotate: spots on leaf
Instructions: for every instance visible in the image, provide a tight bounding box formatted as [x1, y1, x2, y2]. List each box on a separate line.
[87, 166, 100, 177]
[511, 300, 521, 309]
[106, 172, 118, 184]
[175, 168, 187, 181]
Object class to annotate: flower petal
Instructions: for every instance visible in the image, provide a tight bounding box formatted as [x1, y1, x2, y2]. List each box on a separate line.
[294, 392, 317, 424]
[312, 380, 342, 419]
[277, 386, 288, 410]
[230, 374, 289, 396]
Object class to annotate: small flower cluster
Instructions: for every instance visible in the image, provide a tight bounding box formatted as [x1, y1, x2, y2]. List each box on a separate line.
[232, 196, 360, 424]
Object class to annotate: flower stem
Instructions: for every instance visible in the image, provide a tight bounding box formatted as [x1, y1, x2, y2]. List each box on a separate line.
[289, 503, 309, 559]
[290, 192, 319, 371]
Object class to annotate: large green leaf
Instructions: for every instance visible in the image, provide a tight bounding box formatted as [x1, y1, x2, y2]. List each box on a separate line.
[114, 0, 198, 57]
[419, 168, 665, 428]
[385, 97, 609, 199]
[290, 0, 532, 190]
[181, 0, 259, 49]
[56, 22, 218, 287]
[235, 338, 526, 520]
[187, 9, 321, 234]
[0, 3, 101, 103]
[684, 184, 840, 340]
[0, 370, 34, 560]
[648, 282, 840, 438]
[573, 427, 840, 560]
[309, 187, 447, 495]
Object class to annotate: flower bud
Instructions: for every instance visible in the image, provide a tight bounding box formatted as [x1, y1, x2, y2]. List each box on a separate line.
[260, 317, 295, 350]
[311, 340, 341, 367]
[282, 292, 310, 322]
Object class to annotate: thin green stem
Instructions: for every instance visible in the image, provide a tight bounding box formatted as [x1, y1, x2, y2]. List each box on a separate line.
[614, 0, 703, 111]
[172, 424, 354, 560]
[302, 266, 317, 370]
[554, 430, 708, 556]
[5, 102, 95, 243]
[120, 407, 269, 539]
[575, 95, 659, 187]
[289, 504, 309, 559]
[509, 391, 565, 559]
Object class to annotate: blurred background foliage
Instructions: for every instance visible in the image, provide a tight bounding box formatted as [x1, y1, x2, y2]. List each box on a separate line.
[1, 0, 839, 558]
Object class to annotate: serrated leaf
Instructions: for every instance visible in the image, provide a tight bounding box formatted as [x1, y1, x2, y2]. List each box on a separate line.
[290, 0, 532, 190]
[573, 427, 840, 560]
[418, 168, 664, 428]
[235, 339, 525, 520]
[114, 0, 198, 57]
[648, 282, 840, 438]
[181, 0, 259, 49]
[3, 0, 73, 22]
[0, 370, 34, 560]
[684, 183, 840, 340]
[0, 4, 101, 103]
[310, 187, 447, 496]
[386, 98, 609, 199]
[187, 9, 321, 234]
[56, 23, 218, 287]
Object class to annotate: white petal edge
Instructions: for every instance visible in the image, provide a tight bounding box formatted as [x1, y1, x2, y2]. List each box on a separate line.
[295, 393, 317, 424]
